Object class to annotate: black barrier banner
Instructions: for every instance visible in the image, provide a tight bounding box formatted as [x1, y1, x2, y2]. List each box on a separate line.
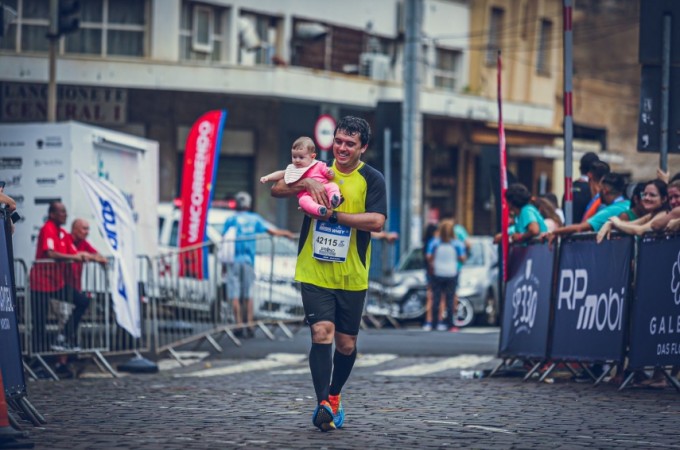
[550, 236, 632, 362]
[0, 210, 26, 398]
[628, 234, 680, 369]
[499, 243, 554, 359]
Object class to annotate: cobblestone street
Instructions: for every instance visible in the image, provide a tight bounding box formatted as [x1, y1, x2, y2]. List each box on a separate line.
[17, 355, 680, 449]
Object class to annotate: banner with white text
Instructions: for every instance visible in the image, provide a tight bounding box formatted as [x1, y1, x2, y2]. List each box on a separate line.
[550, 235, 633, 363]
[628, 233, 680, 369]
[499, 242, 554, 359]
[178, 110, 227, 279]
[76, 171, 141, 338]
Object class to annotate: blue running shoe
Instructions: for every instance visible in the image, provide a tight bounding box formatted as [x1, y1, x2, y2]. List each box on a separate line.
[312, 400, 336, 432]
[328, 394, 345, 428]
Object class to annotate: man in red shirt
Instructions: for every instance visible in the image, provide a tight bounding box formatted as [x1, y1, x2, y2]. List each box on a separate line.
[29, 202, 91, 352]
[67, 218, 107, 290]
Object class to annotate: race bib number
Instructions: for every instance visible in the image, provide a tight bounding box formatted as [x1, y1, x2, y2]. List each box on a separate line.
[312, 221, 351, 262]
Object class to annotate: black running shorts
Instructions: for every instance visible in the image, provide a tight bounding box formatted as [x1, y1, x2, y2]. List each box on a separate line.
[300, 283, 367, 336]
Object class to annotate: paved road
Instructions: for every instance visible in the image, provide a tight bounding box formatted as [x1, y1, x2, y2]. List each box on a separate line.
[17, 334, 680, 449]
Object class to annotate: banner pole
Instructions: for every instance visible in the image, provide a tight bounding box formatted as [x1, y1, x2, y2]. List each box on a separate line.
[563, 0, 574, 225]
[497, 51, 509, 283]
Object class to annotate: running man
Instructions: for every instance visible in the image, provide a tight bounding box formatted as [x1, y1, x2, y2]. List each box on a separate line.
[271, 116, 387, 431]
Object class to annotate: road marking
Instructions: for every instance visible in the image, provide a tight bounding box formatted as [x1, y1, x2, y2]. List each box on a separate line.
[271, 353, 398, 375]
[376, 355, 494, 376]
[176, 353, 306, 378]
[459, 327, 500, 334]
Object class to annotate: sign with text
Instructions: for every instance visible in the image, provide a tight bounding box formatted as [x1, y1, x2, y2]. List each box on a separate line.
[178, 110, 227, 279]
[1, 82, 127, 124]
[628, 234, 680, 369]
[499, 242, 554, 359]
[550, 236, 633, 363]
[0, 210, 27, 398]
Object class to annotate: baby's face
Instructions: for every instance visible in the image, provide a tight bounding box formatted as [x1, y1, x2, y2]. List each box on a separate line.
[291, 147, 315, 168]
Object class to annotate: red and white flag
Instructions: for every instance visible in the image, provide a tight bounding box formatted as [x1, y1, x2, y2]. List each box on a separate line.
[178, 110, 228, 279]
[497, 52, 509, 282]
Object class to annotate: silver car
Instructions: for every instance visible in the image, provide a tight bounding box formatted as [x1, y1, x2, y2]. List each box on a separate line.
[366, 236, 500, 327]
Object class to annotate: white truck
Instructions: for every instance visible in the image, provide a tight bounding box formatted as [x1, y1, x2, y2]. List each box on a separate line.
[0, 121, 159, 266]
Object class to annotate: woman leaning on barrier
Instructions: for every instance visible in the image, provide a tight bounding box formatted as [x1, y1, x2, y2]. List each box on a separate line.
[598, 178, 679, 388]
[597, 179, 672, 242]
[493, 183, 548, 245]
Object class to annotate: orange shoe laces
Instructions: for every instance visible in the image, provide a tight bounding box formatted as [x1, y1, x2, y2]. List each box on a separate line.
[328, 394, 341, 413]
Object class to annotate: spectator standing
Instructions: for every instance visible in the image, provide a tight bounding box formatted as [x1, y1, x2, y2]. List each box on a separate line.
[67, 218, 108, 289]
[542, 193, 565, 225]
[598, 179, 670, 240]
[618, 183, 646, 221]
[534, 197, 563, 232]
[271, 116, 387, 432]
[581, 160, 611, 222]
[421, 223, 438, 331]
[569, 152, 600, 223]
[221, 191, 294, 338]
[551, 173, 630, 238]
[29, 202, 89, 352]
[495, 183, 548, 244]
[426, 219, 467, 333]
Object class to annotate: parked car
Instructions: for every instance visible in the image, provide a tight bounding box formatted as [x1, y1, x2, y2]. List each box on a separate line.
[366, 236, 499, 327]
[155, 201, 303, 320]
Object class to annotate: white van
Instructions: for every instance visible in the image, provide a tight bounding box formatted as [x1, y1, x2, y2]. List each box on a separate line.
[156, 201, 303, 320]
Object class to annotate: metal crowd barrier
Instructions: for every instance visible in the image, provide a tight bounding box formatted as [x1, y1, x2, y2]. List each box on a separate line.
[493, 231, 680, 392]
[12, 259, 29, 357]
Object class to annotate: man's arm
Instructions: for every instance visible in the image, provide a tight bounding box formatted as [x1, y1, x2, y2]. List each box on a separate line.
[333, 211, 385, 233]
[267, 227, 296, 239]
[45, 249, 84, 262]
[650, 209, 680, 231]
[271, 178, 330, 208]
[552, 221, 593, 236]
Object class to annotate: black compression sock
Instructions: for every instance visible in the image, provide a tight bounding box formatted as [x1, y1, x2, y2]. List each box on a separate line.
[309, 343, 333, 403]
[329, 349, 357, 396]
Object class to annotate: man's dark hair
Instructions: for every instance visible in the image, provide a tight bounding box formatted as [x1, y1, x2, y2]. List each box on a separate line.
[579, 152, 600, 176]
[334, 116, 371, 147]
[505, 183, 532, 209]
[670, 172, 680, 184]
[48, 201, 60, 215]
[601, 173, 625, 195]
[588, 160, 610, 182]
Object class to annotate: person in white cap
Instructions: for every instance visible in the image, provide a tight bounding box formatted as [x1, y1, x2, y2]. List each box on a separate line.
[221, 191, 294, 337]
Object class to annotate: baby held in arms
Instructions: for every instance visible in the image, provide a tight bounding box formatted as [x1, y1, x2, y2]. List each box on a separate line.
[260, 136, 342, 216]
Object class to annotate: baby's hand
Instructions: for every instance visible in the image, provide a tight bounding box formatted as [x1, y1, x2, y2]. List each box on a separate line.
[260, 176, 268, 184]
[327, 169, 335, 179]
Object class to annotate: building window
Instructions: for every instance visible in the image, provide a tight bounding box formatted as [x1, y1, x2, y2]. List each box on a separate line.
[179, 1, 224, 62]
[0, 0, 148, 57]
[433, 47, 462, 91]
[238, 12, 279, 66]
[486, 7, 504, 65]
[536, 19, 553, 75]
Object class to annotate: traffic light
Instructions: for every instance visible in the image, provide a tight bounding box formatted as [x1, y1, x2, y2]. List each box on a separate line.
[58, 0, 80, 36]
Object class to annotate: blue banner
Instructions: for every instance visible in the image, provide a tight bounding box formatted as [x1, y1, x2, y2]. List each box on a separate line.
[0, 210, 26, 398]
[550, 236, 633, 362]
[629, 234, 680, 369]
[499, 242, 554, 359]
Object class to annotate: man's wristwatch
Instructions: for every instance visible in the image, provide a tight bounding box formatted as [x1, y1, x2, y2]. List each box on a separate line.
[329, 211, 338, 224]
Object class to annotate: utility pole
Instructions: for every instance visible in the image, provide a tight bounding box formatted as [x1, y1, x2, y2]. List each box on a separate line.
[401, 0, 423, 257]
[47, 0, 58, 122]
[562, 0, 574, 225]
[46, 0, 80, 123]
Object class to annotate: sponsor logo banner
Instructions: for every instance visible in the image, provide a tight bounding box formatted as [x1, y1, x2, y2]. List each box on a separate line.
[76, 171, 141, 338]
[629, 235, 680, 369]
[550, 236, 633, 362]
[0, 212, 27, 397]
[178, 110, 227, 279]
[0, 158, 22, 170]
[499, 243, 554, 358]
